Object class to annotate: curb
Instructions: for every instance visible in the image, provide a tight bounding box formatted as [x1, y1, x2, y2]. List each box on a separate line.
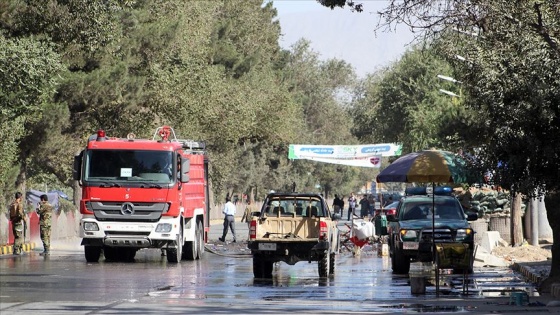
[511, 262, 550, 285]
[1, 242, 36, 255]
[512, 262, 544, 284]
[513, 262, 560, 299]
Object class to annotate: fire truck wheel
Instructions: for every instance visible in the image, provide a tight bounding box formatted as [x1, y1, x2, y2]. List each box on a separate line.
[196, 220, 204, 259]
[103, 246, 118, 261]
[167, 229, 183, 263]
[183, 224, 198, 260]
[84, 246, 101, 262]
[121, 248, 136, 261]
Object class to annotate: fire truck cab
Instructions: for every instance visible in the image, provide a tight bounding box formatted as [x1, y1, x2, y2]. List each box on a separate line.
[73, 126, 209, 263]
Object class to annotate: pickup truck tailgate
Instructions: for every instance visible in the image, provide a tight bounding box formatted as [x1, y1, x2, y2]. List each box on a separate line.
[255, 216, 320, 239]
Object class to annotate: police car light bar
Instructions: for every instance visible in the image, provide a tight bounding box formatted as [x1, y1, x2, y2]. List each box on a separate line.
[405, 186, 453, 196]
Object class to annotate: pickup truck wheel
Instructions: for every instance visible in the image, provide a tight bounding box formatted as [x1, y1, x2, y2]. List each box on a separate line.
[318, 254, 330, 278]
[264, 260, 273, 278]
[329, 253, 335, 275]
[253, 254, 272, 278]
[167, 229, 183, 263]
[84, 246, 101, 262]
[392, 247, 410, 274]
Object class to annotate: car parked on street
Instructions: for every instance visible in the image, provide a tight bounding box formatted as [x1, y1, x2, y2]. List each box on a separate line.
[386, 186, 478, 274]
[374, 201, 399, 217]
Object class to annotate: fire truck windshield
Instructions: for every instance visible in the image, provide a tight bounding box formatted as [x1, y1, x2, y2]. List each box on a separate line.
[84, 150, 174, 184]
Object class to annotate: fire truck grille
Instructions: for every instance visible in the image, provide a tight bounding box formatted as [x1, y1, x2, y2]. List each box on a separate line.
[91, 201, 169, 222]
[104, 231, 151, 237]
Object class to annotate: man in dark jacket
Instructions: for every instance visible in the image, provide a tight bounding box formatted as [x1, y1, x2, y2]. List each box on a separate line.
[359, 195, 369, 218]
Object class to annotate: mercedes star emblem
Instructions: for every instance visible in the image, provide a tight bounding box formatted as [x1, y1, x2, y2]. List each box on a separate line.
[121, 202, 134, 215]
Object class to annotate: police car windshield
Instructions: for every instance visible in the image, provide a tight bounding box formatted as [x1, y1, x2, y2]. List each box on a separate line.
[400, 197, 464, 220]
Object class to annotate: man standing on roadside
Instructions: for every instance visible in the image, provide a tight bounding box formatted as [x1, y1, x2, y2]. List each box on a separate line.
[219, 196, 237, 243]
[332, 194, 341, 216]
[347, 192, 357, 221]
[9, 192, 25, 255]
[37, 194, 54, 255]
[241, 200, 256, 227]
[359, 194, 369, 219]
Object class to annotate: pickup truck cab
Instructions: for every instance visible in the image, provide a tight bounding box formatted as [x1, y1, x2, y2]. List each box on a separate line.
[387, 186, 478, 274]
[248, 192, 340, 278]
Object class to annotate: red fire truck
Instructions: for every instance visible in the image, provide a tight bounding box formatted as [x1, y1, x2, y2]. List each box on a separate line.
[73, 126, 209, 263]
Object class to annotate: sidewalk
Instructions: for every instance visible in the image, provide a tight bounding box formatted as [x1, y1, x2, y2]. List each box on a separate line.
[208, 218, 249, 242]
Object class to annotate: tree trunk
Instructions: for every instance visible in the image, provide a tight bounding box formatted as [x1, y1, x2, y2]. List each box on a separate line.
[72, 181, 81, 208]
[511, 192, 523, 246]
[249, 186, 255, 203]
[539, 190, 560, 293]
[15, 161, 27, 198]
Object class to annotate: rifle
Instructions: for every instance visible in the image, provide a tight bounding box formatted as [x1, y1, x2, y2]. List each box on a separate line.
[23, 217, 27, 244]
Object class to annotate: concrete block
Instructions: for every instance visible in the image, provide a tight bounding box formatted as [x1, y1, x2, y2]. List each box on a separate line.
[480, 231, 501, 253]
[410, 277, 426, 294]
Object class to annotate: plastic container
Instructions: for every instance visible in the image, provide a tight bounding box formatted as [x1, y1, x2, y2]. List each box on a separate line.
[353, 220, 375, 240]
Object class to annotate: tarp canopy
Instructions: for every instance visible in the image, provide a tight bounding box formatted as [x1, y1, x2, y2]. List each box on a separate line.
[26, 189, 60, 211]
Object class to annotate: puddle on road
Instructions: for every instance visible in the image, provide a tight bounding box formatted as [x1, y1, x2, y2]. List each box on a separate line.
[379, 303, 473, 312]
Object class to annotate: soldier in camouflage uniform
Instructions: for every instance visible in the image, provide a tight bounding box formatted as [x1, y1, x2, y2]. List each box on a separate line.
[9, 192, 25, 255]
[37, 194, 54, 255]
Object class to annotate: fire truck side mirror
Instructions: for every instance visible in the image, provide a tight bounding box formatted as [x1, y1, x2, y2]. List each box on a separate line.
[180, 158, 190, 183]
[73, 151, 83, 181]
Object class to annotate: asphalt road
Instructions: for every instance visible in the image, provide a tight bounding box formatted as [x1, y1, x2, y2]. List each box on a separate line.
[0, 220, 558, 314]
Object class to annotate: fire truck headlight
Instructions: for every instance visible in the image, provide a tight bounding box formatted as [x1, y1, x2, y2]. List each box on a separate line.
[83, 222, 99, 231]
[156, 223, 172, 233]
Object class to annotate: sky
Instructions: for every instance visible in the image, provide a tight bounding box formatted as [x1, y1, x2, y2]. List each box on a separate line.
[270, 0, 416, 78]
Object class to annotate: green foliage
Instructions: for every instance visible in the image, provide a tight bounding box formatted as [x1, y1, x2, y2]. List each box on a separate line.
[0, 0, 366, 204]
[0, 34, 65, 192]
[374, 0, 560, 284]
[373, 0, 560, 197]
[350, 45, 470, 153]
[6, 0, 122, 68]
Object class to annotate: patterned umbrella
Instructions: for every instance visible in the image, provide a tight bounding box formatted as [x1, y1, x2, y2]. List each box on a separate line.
[376, 149, 472, 295]
[376, 149, 469, 184]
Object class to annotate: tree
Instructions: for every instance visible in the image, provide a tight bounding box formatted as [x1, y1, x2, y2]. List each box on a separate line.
[0, 34, 66, 207]
[371, 0, 560, 291]
[350, 45, 474, 153]
[282, 39, 364, 196]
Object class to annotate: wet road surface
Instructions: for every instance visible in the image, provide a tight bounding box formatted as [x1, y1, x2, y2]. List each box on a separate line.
[1, 238, 554, 314]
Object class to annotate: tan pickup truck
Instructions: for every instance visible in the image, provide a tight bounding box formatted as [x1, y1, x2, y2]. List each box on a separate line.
[247, 192, 340, 278]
